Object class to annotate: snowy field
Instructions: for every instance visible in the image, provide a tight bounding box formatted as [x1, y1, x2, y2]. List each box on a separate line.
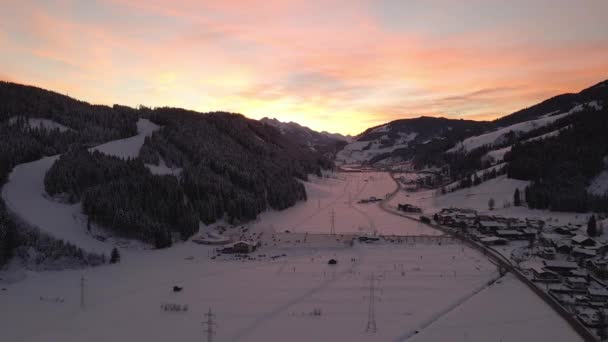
[410, 273, 582, 342]
[248, 172, 442, 236]
[2, 240, 500, 342]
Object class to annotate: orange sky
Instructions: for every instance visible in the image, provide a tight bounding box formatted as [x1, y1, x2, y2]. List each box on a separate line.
[1, 0, 608, 134]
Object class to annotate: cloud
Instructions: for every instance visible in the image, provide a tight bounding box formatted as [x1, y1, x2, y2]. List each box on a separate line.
[1, 0, 607, 134]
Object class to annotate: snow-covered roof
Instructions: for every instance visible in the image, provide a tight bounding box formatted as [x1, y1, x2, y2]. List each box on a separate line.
[543, 260, 578, 269]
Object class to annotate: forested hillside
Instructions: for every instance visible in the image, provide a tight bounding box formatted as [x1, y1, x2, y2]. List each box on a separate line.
[142, 108, 331, 224]
[506, 106, 608, 212]
[0, 81, 138, 267]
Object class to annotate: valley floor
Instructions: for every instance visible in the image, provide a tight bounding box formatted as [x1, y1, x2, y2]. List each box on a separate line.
[0, 134, 585, 341]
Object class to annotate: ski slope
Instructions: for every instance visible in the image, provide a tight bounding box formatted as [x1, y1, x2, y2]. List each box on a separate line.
[1, 119, 160, 254]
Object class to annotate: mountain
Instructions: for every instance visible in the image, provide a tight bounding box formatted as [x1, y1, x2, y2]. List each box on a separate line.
[260, 117, 350, 157]
[336, 116, 490, 166]
[0, 82, 332, 265]
[338, 80, 608, 168]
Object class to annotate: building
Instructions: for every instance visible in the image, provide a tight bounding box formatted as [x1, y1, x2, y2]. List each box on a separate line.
[571, 235, 596, 247]
[530, 265, 561, 283]
[543, 260, 579, 276]
[572, 247, 597, 259]
[478, 220, 507, 233]
[480, 236, 507, 246]
[221, 241, 257, 254]
[495, 229, 523, 240]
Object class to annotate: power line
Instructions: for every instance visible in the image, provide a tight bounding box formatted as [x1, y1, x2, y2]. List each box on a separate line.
[203, 308, 217, 342]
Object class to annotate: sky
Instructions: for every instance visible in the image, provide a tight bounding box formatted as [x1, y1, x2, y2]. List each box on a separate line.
[1, 0, 608, 135]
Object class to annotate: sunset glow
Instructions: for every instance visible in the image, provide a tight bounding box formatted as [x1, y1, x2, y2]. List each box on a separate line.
[2, 0, 608, 134]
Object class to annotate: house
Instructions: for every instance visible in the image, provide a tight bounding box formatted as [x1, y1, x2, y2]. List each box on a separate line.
[571, 235, 596, 247]
[539, 233, 564, 247]
[587, 259, 608, 279]
[538, 247, 556, 260]
[519, 228, 537, 240]
[572, 247, 597, 259]
[543, 260, 579, 276]
[478, 220, 507, 233]
[221, 241, 257, 254]
[480, 236, 507, 246]
[588, 288, 608, 302]
[495, 229, 523, 240]
[566, 277, 588, 290]
[554, 226, 577, 236]
[530, 265, 561, 283]
[508, 220, 527, 230]
[556, 242, 572, 254]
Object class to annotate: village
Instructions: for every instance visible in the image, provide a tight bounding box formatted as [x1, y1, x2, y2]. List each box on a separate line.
[433, 207, 608, 339]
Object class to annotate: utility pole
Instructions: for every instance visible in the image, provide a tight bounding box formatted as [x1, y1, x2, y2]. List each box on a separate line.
[365, 273, 380, 333]
[330, 208, 336, 235]
[80, 274, 85, 310]
[203, 308, 216, 342]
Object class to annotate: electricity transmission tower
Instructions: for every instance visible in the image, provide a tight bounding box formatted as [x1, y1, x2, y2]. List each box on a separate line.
[330, 208, 336, 235]
[203, 308, 217, 342]
[365, 273, 380, 333]
[80, 274, 85, 309]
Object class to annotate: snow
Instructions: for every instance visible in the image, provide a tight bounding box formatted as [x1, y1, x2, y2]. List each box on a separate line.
[8, 116, 72, 132]
[448, 101, 601, 154]
[1, 119, 160, 254]
[483, 147, 511, 164]
[250, 172, 442, 236]
[410, 274, 583, 342]
[336, 133, 417, 165]
[92, 119, 160, 159]
[1, 238, 502, 342]
[588, 156, 608, 196]
[145, 157, 182, 177]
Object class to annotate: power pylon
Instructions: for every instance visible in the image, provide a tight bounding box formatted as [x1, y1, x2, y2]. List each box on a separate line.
[80, 274, 85, 310]
[203, 308, 217, 342]
[330, 208, 336, 235]
[365, 273, 380, 333]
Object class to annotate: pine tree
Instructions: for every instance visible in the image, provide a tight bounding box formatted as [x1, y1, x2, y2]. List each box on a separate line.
[488, 198, 495, 211]
[588, 215, 598, 237]
[514, 188, 521, 207]
[110, 247, 120, 264]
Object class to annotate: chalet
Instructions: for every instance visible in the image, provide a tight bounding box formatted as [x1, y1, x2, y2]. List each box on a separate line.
[587, 259, 608, 279]
[556, 242, 572, 254]
[495, 229, 523, 240]
[520, 228, 537, 240]
[478, 220, 507, 233]
[571, 235, 596, 247]
[508, 220, 527, 230]
[572, 247, 597, 259]
[539, 233, 564, 248]
[530, 265, 560, 283]
[480, 236, 507, 246]
[543, 260, 579, 276]
[526, 218, 546, 229]
[538, 247, 556, 260]
[566, 277, 588, 290]
[588, 288, 608, 302]
[221, 241, 257, 254]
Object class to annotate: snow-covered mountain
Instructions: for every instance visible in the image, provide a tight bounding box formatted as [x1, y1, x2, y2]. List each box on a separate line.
[337, 80, 608, 168]
[336, 116, 489, 166]
[260, 117, 350, 156]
